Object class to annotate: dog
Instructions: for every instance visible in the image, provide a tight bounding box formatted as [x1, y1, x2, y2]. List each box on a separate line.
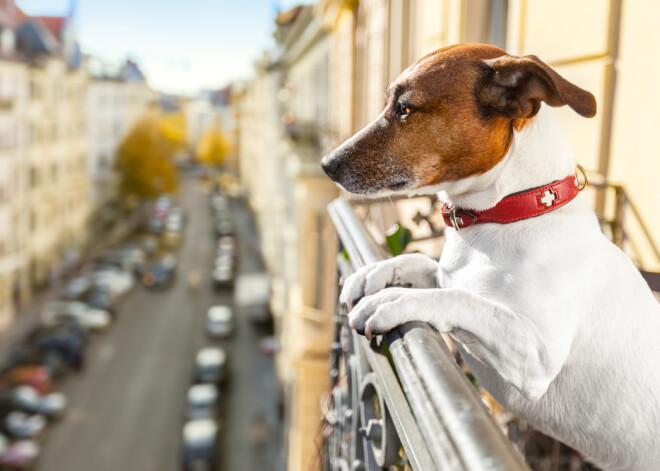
[321, 44, 660, 471]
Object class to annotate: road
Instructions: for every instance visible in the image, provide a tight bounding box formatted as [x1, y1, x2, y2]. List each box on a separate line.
[37, 176, 282, 471]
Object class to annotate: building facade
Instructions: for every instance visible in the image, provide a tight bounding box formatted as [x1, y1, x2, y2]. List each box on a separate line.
[0, 0, 92, 328]
[0, 58, 27, 329]
[186, 85, 242, 170]
[25, 56, 89, 288]
[87, 59, 154, 214]
[239, 6, 340, 470]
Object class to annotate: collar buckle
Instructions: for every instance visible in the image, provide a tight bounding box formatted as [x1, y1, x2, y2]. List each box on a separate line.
[442, 204, 477, 231]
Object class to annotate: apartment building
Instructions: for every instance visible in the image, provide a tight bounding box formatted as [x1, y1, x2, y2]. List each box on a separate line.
[0, 56, 27, 330]
[0, 0, 93, 327]
[87, 59, 154, 220]
[21, 15, 89, 290]
[239, 6, 339, 470]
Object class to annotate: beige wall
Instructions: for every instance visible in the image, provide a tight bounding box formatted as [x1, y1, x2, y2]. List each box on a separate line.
[507, 0, 614, 177]
[26, 58, 89, 285]
[507, 0, 660, 269]
[608, 0, 660, 269]
[0, 59, 27, 328]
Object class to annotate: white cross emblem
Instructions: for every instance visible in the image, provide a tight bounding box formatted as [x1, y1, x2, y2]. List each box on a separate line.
[540, 190, 557, 207]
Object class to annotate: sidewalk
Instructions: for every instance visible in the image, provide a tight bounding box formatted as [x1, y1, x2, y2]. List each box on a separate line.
[0, 288, 60, 360]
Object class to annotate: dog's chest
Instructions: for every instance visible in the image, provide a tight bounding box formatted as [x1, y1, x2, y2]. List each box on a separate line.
[437, 230, 519, 295]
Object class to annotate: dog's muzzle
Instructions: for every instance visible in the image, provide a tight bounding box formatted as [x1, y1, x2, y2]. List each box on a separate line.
[321, 155, 341, 181]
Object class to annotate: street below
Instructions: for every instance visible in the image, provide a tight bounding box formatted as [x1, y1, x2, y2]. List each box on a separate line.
[36, 176, 282, 471]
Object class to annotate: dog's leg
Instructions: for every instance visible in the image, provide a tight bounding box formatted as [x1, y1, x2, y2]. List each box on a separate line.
[348, 287, 573, 401]
[340, 254, 438, 308]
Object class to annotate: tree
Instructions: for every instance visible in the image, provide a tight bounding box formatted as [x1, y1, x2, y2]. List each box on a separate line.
[160, 112, 188, 152]
[115, 112, 180, 198]
[196, 125, 230, 166]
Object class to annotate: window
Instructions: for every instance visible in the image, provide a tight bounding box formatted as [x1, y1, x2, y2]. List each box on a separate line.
[28, 124, 37, 144]
[99, 154, 109, 171]
[29, 167, 38, 188]
[464, 0, 508, 48]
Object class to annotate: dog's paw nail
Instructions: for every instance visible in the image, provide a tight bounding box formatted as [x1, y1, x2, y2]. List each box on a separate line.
[354, 322, 366, 336]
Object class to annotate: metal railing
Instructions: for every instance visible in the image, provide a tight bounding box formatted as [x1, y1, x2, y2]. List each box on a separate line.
[323, 198, 528, 471]
[587, 177, 660, 271]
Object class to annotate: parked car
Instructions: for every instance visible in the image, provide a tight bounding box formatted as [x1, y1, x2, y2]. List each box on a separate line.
[155, 195, 172, 214]
[170, 206, 185, 221]
[166, 208, 184, 232]
[211, 194, 228, 212]
[234, 272, 272, 324]
[214, 216, 233, 237]
[27, 322, 87, 363]
[206, 306, 234, 339]
[216, 236, 236, 261]
[41, 301, 111, 332]
[89, 266, 134, 298]
[194, 348, 227, 384]
[141, 256, 177, 290]
[0, 409, 46, 440]
[127, 235, 159, 257]
[0, 386, 67, 421]
[258, 337, 280, 356]
[83, 285, 117, 317]
[148, 218, 164, 235]
[64, 276, 92, 300]
[96, 247, 145, 274]
[212, 257, 233, 290]
[7, 346, 68, 379]
[185, 384, 219, 421]
[4, 366, 55, 395]
[0, 437, 40, 470]
[181, 419, 218, 471]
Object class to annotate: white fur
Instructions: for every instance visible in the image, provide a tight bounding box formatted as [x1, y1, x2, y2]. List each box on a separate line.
[341, 105, 660, 470]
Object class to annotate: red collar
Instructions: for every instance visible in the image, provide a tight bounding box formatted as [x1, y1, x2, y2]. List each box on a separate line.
[441, 175, 579, 230]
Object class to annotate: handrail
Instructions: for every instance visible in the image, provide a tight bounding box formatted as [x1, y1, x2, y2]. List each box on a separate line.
[327, 198, 528, 470]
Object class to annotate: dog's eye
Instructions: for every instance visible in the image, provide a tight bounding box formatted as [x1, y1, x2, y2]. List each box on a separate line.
[395, 101, 412, 118]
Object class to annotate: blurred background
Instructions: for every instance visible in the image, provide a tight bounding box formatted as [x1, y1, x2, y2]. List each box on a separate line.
[0, 0, 655, 470]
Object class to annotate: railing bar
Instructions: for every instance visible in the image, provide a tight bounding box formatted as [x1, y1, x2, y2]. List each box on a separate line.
[356, 332, 438, 471]
[337, 259, 438, 470]
[329, 199, 384, 266]
[329, 197, 528, 471]
[389, 323, 529, 470]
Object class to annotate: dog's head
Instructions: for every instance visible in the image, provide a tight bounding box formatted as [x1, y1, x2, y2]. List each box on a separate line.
[321, 43, 596, 195]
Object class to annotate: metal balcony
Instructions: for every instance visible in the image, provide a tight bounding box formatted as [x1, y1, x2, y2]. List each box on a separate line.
[323, 198, 529, 471]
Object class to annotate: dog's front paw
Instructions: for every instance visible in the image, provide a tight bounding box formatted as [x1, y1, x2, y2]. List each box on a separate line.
[340, 254, 438, 309]
[348, 288, 416, 340]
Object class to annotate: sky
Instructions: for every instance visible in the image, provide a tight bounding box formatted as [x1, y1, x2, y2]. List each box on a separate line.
[17, 0, 310, 95]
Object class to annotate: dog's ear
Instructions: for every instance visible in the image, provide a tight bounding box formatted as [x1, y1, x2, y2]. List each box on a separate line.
[476, 54, 597, 119]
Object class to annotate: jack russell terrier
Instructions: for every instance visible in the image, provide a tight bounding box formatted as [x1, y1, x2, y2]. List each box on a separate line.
[321, 44, 660, 471]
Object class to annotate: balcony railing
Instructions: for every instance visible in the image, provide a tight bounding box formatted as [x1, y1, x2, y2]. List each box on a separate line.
[323, 198, 529, 471]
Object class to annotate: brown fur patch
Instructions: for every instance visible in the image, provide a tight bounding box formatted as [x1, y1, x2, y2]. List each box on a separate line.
[513, 118, 533, 132]
[321, 43, 595, 195]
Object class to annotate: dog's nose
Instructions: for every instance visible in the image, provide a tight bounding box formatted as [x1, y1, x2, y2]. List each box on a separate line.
[321, 155, 341, 179]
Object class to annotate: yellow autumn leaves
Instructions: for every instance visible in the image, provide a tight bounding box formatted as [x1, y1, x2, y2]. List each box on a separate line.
[115, 110, 186, 198]
[195, 123, 230, 166]
[316, 0, 359, 31]
[115, 110, 231, 199]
